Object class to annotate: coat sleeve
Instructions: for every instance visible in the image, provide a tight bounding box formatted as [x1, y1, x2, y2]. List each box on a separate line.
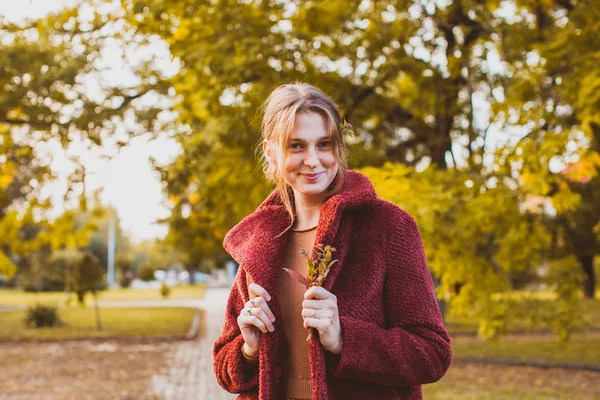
[325, 212, 452, 386]
[212, 266, 260, 393]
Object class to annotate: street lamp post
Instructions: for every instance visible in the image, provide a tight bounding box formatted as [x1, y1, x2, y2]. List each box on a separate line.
[107, 208, 116, 287]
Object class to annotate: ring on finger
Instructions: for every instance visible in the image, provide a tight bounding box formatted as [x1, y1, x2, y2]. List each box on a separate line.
[312, 309, 317, 318]
[246, 307, 253, 315]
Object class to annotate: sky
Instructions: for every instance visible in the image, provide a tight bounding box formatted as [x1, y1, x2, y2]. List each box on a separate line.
[0, 0, 181, 243]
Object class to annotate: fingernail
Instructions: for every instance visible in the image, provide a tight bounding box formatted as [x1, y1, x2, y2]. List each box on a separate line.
[270, 316, 276, 322]
[269, 326, 274, 332]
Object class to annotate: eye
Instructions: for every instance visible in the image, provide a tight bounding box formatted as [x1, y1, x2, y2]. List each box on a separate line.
[318, 140, 331, 148]
[289, 143, 303, 150]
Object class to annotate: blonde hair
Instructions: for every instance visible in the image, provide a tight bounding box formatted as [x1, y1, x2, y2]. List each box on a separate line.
[256, 83, 348, 232]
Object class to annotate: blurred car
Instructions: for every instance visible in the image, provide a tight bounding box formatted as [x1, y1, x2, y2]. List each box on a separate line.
[178, 271, 210, 283]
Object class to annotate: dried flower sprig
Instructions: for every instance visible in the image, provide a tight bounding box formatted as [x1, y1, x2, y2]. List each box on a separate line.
[340, 119, 356, 137]
[283, 244, 337, 288]
[283, 244, 338, 340]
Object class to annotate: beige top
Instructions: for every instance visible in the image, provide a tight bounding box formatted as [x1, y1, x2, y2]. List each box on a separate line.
[275, 228, 317, 400]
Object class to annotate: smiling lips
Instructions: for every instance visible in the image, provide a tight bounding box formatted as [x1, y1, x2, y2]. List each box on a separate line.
[302, 172, 323, 181]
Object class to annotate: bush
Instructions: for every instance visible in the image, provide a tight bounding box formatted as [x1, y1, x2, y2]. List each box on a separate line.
[119, 274, 133, 288]
[116, 254, 134, 275]
[138, 264, 155, 281]
[25, 304, 62, 328]
[160, 281, 171, 298]
[20, 250, 65, 292]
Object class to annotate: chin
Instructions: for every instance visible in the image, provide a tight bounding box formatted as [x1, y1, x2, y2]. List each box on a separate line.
[296, 177, 335, 197]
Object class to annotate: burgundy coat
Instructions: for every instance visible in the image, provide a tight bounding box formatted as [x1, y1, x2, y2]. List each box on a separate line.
[213, 170, 452, 400]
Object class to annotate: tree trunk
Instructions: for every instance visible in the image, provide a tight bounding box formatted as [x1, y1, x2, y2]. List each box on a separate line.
[579, 255, 596, 299]
[432, 275, 448, 322]
[186, 264, 197, 285]
[93, 292, 103, 330]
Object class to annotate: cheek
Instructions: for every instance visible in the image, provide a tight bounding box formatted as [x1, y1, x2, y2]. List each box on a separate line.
[284, 154, 303, 171]
[321, 152, 338, 168]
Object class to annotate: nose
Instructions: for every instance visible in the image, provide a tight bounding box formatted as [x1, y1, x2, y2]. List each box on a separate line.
[303, 146, 318, 168]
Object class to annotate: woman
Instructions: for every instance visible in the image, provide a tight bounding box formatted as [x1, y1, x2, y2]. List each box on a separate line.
[213, 83, 451, 400]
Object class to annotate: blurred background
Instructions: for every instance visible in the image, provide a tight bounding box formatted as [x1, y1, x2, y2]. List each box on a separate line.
[0, 0, 598, 399]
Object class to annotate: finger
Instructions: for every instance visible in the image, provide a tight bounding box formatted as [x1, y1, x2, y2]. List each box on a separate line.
[303, 317, 330, 330]
[239, 315, 268, 333]
[304, 286, 335, 301]
[252, 296, 276, 323]
[301, 308, 331, 320]
[250, 307, 275, 332]
[249, 283, 272, 302]
[302, 299, 329, 310]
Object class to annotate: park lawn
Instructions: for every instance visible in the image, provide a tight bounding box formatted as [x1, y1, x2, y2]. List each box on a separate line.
[451, 336, 600, 366]
[0, 307, 199, 340]
[423, 378, 598, 400]
[423, 381, 597, 400]
[0, 283, 207, 307]
[424, 358, 599, 400]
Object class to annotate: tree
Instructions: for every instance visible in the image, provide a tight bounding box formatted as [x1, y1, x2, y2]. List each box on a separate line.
[60, 249, 105, 330]
[137, 264, 155, 282]
[0, 0, 171, 283]
[491, 0, 600, 297]
[16, 201, 103, 291]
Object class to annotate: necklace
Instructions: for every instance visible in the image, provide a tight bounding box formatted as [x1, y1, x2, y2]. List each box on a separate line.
[290, 225, 318, 233]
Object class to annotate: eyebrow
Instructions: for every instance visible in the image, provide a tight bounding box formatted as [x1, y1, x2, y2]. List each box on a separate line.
[290, 136, 330, 142]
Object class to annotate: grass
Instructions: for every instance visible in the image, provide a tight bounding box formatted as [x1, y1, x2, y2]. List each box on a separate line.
[0, 283, 207, 307]
[452, 336, 600, 366]
[423, 381, 598, 400]
[0, 307, 199, 340]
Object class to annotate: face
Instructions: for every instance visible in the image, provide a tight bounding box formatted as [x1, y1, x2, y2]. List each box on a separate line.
[264, 112, 339, 205]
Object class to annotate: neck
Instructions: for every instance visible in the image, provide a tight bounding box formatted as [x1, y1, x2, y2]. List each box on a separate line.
[292, 192, 324, 230]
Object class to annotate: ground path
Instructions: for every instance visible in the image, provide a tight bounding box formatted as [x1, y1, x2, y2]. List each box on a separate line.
[149, 287, 237, 400]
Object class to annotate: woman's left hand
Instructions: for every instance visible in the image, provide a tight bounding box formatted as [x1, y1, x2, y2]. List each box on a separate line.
[302, 286, 343, 354]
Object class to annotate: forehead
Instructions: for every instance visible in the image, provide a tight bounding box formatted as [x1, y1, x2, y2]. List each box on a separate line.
[291, 112, 329, 140]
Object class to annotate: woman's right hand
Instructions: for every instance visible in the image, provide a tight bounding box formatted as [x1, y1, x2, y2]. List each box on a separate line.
[237, 283, 276, 357]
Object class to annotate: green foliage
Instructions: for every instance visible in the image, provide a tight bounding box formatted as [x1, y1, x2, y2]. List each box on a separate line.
[159, 281, 171, 298]
[363, 163, 554, 339]
[544, 257, 586, 341]
[25, 304, 62, 328]
[0, 2, 170, 148]
[0, 251, 16, 278]
[137, 264, 155, 282]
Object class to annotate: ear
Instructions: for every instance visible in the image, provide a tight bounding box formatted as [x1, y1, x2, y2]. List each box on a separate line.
[263, 140, 275, 164]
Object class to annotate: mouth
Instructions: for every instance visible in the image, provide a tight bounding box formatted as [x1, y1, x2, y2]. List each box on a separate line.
[302, 172, 324, 180]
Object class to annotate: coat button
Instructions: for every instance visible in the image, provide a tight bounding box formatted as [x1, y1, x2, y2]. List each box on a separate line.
[275, 366, 282, 377]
